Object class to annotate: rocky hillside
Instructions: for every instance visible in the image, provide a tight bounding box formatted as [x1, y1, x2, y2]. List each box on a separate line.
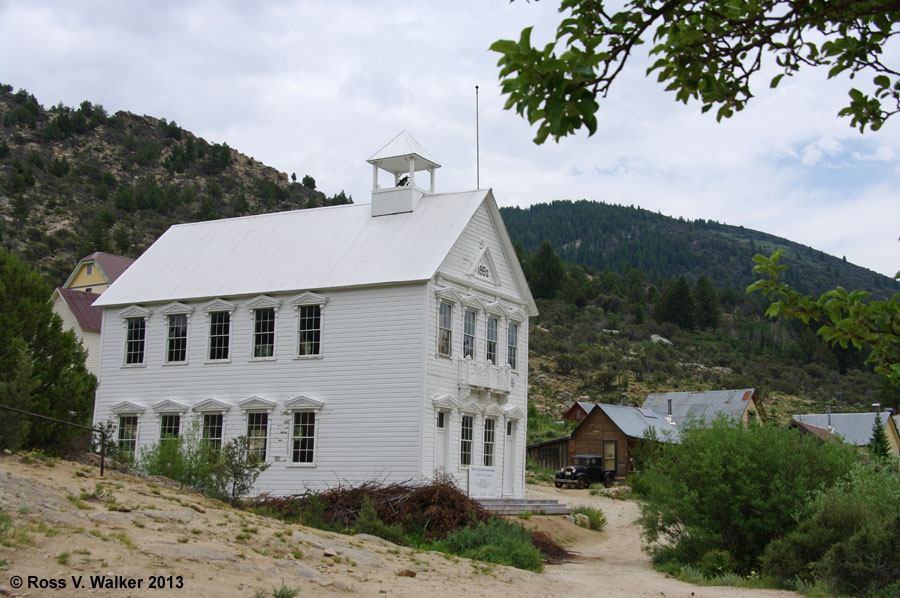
[0, 84, 351, 285]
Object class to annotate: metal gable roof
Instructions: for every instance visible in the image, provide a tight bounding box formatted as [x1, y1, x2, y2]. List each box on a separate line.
[594, 403, 680, 441]
[792, 412, 895, 446]
[367, 130, 440, 174]
[642, 389, 757, 425]
[55, 288, 103, 331]
[95, 190, 505, 307]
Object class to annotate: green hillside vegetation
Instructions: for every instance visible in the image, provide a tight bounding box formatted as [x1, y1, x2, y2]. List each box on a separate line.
[518, 242, 893, 444]
[0, 84, 352, 285]
[501, 200, 899, 298]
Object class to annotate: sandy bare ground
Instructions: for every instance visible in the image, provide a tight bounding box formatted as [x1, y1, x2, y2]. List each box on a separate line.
[0, 455, 798, 598]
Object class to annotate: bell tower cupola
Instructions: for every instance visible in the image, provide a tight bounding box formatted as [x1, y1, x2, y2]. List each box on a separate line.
[367, 130, 440, 217]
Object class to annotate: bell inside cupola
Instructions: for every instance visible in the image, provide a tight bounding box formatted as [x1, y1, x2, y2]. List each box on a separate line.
[367, 130, 440, 217]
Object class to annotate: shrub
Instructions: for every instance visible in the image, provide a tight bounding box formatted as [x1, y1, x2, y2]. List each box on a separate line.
[352, 497, 407, 545]
[697, 549, 736, 579]
[761, 462, 900, 595]
[638, 418, 856, 574]
[571, 505, 607, 531]
[436, 518, 543, 572]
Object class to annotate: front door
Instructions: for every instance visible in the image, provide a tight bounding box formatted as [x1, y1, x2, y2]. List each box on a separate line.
[503, 420, 516, 495]
[434, 411, 447, 471]
[603, 440, 616, 476]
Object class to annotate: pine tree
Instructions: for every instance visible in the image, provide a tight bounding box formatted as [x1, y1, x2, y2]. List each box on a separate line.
[868, 413, 891, 461]
[655, 276, 696, 330]
[0, 250, 96, 452]
[694, 275, 720, 329]
[527, 241, 565, 300]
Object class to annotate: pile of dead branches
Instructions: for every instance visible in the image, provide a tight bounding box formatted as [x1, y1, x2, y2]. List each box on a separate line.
[253, 473, 489, 540]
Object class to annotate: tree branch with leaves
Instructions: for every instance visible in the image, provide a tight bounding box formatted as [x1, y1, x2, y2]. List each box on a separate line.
[491, 0, 900, 143]
[747, 249, 900, 384]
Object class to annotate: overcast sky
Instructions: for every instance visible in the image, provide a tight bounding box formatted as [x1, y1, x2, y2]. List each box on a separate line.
[1, 1, 897, 278]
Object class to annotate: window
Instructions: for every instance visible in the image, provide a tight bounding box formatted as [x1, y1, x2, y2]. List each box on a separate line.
[438, 302, 452, 356]
[247, 412, 268, 461]
[460, 414, 473, 466]
[507, 421, 513, 436]
[125, 317, 146, 364]
[117, 416, 138, 456]
[463, 309, 476, 359]
[253, 307, 276, 358]
[159, 414, 180, 440]
[202, 413, 223, 452]
[507, 322, 518, 370]
[298, 305, 321, 356]
[436, 411, 445, 428]
[166, 314, 188, 363]
[486, 316, 498, 364]
[209, 311, 230, 360]
[86, 264, 93, 275]
[483, 418, 495, 466]
[291, 411, 316, 464]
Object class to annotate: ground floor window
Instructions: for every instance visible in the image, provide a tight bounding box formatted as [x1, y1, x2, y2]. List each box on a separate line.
[159, 414, 180, 441]
[202, 413, 224, 452]
[247, 413, 268, 461]
[117, 415, 138, 456]
[460, 415, 473, 466]
[291, 411, 316, 464]
[483, 418, 495, 466]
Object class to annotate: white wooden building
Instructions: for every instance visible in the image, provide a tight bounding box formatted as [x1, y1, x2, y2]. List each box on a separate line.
[92, 132, 537, 498]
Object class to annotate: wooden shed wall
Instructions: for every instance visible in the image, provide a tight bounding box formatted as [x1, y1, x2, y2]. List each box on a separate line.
[526, 438, 569, 471]
[571, 410, 629, 479]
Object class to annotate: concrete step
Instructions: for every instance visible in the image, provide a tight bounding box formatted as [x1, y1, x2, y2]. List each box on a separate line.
[477, 498, 570, 516]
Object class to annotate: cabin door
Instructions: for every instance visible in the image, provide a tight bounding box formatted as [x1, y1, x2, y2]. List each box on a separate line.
[434, 411, 448, 472]
[503, 420, 516, 495]
[603, 440, 616, 476]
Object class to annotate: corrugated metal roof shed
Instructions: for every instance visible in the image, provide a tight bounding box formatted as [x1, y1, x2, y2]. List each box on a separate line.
[792, 412, 894, 446]
[595, 403, 679, 441]
[642, 389, 757, 425]
[95, 189, 536, 312]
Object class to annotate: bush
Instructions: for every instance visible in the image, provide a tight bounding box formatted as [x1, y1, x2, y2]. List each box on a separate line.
[436, 518, 544, 572]
[761, 463, 900, 595]
[637, 418, 856, 574]
[352, 497, 407, 545]
[697, 549, 736, 578]
[571, 505, 607, 531]
[136, 422, 268, 504]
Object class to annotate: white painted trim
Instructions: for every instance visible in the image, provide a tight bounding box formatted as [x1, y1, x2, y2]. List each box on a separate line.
[159, 302, 194, 316]
[191, 398, 232, 412]
[287, 291, 328, 307]
[284, 395, 324, 410]
[238, 396, 277, 411]
[286, 408, 319, 467]
[199, 298, 236, 312]
[151, 399, 188, 413]
[466, 245, 500, 288]
[117, 305, 152, 319]
[244, 295, 282, 310]
[110, 401, 145, 414]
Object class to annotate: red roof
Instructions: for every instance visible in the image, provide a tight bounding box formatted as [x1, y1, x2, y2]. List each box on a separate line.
[57, 288, 103, 332]
[84, 252, 135, 283]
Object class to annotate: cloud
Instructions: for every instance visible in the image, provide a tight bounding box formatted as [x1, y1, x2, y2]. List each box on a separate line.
[0, 0, 898, 277]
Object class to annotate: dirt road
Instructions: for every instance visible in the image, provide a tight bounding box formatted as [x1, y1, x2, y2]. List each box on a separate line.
[0, 455, 797, 597]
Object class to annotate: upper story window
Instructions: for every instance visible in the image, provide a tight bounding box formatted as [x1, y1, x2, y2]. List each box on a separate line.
[463, 309, 476, 359]
[508, 322, 519, 370]
[486, 316, 498, 364]
[253, 308, 276, 358]
[289, 292, 327, 358]
[298, 305, 321, 356]
[166, 314, 188, 363]
[125, 317, 146, 365]
[209, 311, 230, 360]
[200, 299, 235, 363]
[86, 264, 93, 275]
[438, 301, 453, 356]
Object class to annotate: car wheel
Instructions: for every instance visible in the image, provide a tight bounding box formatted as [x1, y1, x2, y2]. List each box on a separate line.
[603, 472, 614, 488]
[554, 482, 563, 488]
[576, 478, 587, 489]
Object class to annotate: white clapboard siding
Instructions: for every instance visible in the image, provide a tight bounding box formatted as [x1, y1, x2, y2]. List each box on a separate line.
[53, 295, 101, 375]
[94, 283, 427, 494]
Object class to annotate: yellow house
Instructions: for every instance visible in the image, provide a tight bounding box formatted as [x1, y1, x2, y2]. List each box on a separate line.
[52, 252, 134, 376]
[63, 252, 135, 294]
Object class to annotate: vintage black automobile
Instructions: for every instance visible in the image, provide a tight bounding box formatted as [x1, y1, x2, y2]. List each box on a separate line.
[554, 454, 614, 489]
